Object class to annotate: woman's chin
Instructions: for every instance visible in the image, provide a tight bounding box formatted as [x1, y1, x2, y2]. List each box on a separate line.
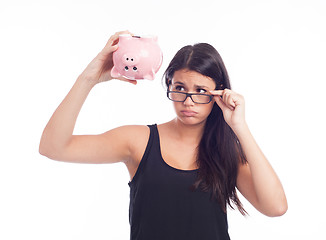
[176, 116, 206, 126]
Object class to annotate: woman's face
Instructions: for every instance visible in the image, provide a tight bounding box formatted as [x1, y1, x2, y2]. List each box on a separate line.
[169, 69, 216, 126]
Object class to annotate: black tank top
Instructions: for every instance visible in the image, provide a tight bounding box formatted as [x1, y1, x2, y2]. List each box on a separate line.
[128, 124, 230, 240]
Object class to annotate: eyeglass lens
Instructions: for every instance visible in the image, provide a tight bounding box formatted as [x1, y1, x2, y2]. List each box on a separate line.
[168, 92, 211, 104]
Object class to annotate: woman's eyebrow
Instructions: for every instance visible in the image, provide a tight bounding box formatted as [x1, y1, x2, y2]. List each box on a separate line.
[172, 82, 211, 90]
[194, 84, 210, 89]
[172, 81, 185, 85]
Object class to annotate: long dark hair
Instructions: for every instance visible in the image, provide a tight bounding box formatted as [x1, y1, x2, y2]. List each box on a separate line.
[163, 43, 248, 215]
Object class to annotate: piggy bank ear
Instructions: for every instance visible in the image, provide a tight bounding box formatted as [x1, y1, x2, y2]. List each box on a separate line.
[111, 66, 121, 79]
[143, 70, 155, 80]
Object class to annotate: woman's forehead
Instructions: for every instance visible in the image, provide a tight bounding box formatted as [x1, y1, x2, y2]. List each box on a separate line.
[172, 69, 216, 88]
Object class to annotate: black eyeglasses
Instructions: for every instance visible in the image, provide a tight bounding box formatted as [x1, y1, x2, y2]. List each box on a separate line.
[167, 91, 213, 104]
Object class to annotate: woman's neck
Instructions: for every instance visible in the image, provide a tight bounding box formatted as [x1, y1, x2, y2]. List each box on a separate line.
[169, 118, 206, 145]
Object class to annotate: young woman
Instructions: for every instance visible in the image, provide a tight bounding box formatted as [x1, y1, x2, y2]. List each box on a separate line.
[39, 31, 287, 240]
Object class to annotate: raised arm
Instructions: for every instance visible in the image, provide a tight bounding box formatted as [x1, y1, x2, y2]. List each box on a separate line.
[39, 31, 140, 164]
[211, 89, 288, 217]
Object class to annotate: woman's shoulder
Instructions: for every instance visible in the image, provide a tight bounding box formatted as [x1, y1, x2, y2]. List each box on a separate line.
[101, 125, 152, 153]
[114, 122, 169, 145]
[116, 125, 152, 177]
[109, 124, 151, 141]
[115, 124, 150, 132]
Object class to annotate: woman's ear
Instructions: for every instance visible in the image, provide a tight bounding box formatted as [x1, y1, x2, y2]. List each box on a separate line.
[167, 79, 172, 89]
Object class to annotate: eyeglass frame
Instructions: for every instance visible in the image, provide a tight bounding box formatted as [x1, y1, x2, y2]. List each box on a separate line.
[166, 90, 214, 104]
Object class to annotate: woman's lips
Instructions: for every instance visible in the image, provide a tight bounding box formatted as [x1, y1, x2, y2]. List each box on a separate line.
[181, 110, 197, 117]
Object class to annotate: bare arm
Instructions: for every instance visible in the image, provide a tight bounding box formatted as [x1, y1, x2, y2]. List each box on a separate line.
[39, 31, 138, 164]
[235, 125, 287, 217]
[211, 89, 288, 217]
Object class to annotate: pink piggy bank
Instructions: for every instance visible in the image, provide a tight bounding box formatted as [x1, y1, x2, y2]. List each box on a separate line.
[111, 34, 163, 80]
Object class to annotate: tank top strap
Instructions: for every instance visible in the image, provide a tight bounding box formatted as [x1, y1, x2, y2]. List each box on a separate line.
[147, 124, 161, 157]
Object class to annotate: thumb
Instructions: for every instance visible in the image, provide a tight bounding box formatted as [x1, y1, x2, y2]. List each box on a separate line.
[101, 43, 118, 57]
[111, 44, 119, 52]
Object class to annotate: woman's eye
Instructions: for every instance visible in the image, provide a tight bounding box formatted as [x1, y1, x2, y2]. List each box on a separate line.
[175, 86, 185, 91]
[197, 88, 207, 93]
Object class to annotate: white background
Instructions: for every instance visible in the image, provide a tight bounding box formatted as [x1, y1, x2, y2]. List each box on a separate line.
[1, 0, 325, 239]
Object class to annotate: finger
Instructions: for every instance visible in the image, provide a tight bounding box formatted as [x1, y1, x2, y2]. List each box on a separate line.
[211, 90, 235, 110]
[220, 89, 235, 109]
[225, 93, 236, 109]
[114, 30, 134, 36]
[214, 95, 230, 112]
[111, 30, 134, 45]
[117, 76, 138, 85]
[127, 79, 138, 85]
[102, 30, 132, 53]
[109, 44, 118, 52]
[209, 90, 223, 96]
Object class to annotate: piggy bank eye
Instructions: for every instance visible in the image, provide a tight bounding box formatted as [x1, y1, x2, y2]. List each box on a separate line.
[133, 67, 137, 71]
[125, 66, 129, 71]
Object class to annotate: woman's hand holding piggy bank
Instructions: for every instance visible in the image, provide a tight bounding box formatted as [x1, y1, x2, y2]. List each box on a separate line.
[111, 34, 163, 81]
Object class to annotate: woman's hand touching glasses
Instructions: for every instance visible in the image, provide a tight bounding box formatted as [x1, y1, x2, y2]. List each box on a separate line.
[210, 89, 247, 134]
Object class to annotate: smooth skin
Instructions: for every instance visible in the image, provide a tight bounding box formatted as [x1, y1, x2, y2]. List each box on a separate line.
[39, 31, 287, 217]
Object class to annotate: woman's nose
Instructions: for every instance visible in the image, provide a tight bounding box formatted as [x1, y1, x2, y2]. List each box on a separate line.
[183, 95, 194, 106]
